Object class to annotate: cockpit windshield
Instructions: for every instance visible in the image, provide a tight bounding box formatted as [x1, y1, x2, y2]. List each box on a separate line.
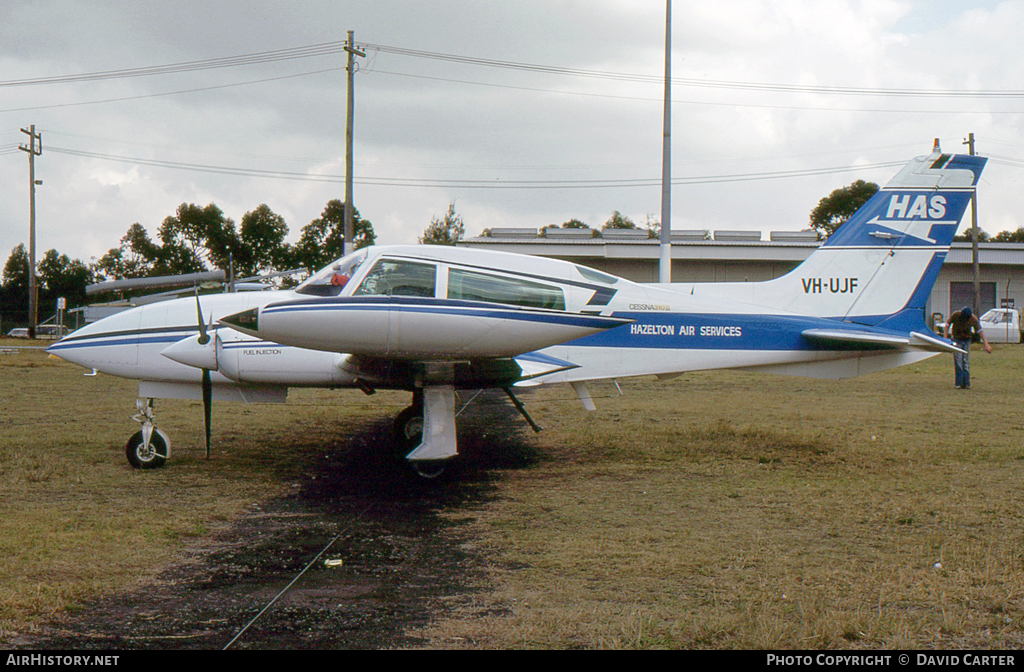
[294, 249, 368, 297]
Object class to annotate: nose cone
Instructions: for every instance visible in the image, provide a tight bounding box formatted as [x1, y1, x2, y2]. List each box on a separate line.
[161, 334, 218, 370]
[45, 338, 88, 368]
[43, 308, 141, 374]
[219, 308, 259, 336]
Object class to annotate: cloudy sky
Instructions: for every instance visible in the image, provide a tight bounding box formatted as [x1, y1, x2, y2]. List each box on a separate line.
[1, 0, 1021, 268]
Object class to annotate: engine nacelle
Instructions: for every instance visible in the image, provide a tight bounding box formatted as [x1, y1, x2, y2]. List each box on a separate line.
[162, 334, 356, 387]
[220, 296, 631, 359]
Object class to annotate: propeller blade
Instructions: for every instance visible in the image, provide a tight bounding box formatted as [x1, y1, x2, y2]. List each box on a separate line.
[195, 292, 210, 345]
[202, 368, 212, 459]
[194, 293, 214, 458]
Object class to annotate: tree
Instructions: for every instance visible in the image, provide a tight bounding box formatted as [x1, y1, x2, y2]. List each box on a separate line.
[235, 204, 290, 277]
[543, 219, 591, 232]
[94, 223, 161, 280]
[1, 244, 30, 326]
[810, 180, 879, 237]
[2, 244, 29, 294]
[155, 203, 236, 275]
[990, 228, 1024, 242]
[602, 211, 637, 230]
[420, 201, 465, 246]
[643, 213, 660, 239]
[953, 229, 991, 243]
[541, 218, 600, 239]
[202, 208, 243, 274]
[1, 245, 91, 327]
[292, 200, 375, 272]
[37, 249, 92, 314]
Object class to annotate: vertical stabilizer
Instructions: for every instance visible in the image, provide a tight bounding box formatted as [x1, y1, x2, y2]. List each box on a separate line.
[750, 149, 986, 325]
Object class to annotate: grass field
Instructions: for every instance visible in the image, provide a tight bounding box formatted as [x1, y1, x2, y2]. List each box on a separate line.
[2, 338, 1023, 648]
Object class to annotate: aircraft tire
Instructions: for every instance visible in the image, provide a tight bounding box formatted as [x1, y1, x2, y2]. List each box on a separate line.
[126, 429, 170, 469]
[393, 405, 450, 478]
[393, 405, 424, 455]
[411, 461, 447, 479]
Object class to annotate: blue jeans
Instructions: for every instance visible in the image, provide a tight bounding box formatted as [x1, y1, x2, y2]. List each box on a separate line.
[953, 339, 971, 388]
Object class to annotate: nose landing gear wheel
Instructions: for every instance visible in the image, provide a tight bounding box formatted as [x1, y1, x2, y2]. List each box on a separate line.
[126, 429, 170, 469]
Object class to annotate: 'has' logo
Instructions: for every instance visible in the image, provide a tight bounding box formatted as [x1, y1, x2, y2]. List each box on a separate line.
[885, 194, 947, 219]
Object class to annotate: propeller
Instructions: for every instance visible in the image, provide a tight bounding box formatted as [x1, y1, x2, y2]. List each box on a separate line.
[195, 293, 214, 459]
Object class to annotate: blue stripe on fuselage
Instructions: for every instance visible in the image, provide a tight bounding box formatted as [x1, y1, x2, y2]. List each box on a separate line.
[47, 333, 190, 351]
[262, 296, 629, 330]
[47, 327, 278, 353]
[566, 312, 913, 351]
[48, 312, 923, 357]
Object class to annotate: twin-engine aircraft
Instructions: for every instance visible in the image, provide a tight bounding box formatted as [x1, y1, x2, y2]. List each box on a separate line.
[49, 147, 986, 475]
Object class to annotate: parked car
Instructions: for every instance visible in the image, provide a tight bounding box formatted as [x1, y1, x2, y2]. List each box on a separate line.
[5, 325, 68, 340]
[979, 308, 1021, 343]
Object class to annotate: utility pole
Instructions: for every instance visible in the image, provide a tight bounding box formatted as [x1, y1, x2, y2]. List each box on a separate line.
[964, 132, 980, 314]
[19, 125, 42, 339]
[344, 31, 366, 254]
[658, 0, 673, 283]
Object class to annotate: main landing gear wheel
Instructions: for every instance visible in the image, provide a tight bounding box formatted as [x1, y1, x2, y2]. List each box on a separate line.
[393, 404, 424, 454]
[126, 428, 170, 469]
[392, 404, 447, 479]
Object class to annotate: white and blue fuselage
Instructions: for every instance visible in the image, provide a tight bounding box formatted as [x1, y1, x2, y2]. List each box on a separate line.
[48, 149, 986, 467]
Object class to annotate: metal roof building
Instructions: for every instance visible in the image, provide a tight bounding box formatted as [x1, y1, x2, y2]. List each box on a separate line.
[460, 229, 1024, 322]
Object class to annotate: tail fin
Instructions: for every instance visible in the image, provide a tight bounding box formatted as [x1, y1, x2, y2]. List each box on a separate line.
[753, 149, 986, 325]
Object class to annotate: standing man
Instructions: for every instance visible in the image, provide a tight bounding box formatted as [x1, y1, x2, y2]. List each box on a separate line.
[945, 306, 993, 389]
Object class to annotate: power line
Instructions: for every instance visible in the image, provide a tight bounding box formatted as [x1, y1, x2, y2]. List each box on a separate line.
[363, 42, 1024, 99]
[989, 154, 1024, 170]
[10, 62, 1014, 117]
[46, 145, 905, 189]
[2, 36, 1020, 101]
[4, 59, 1018, 117]
[0, 66, 347, 114]
[364, 68, 1024, 115]
[41, 129, 918, 170]
[0, 41, 351, 88]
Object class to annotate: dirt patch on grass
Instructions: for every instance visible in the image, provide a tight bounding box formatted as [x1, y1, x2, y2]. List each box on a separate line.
[9, 396, 535, 650]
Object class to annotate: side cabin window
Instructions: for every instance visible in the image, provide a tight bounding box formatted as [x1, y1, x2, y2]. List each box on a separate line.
[352, 259, 437, 297]
[447, 268, 565, 310]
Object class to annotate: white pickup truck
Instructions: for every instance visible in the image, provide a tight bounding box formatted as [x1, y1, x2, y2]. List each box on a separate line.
[979, 308, 1022, 343]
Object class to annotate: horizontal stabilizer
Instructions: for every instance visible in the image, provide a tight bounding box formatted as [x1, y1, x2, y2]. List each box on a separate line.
[803, 329, 908, 349]
[802, 328, 965, 354]
[908, 330, 967, 354]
